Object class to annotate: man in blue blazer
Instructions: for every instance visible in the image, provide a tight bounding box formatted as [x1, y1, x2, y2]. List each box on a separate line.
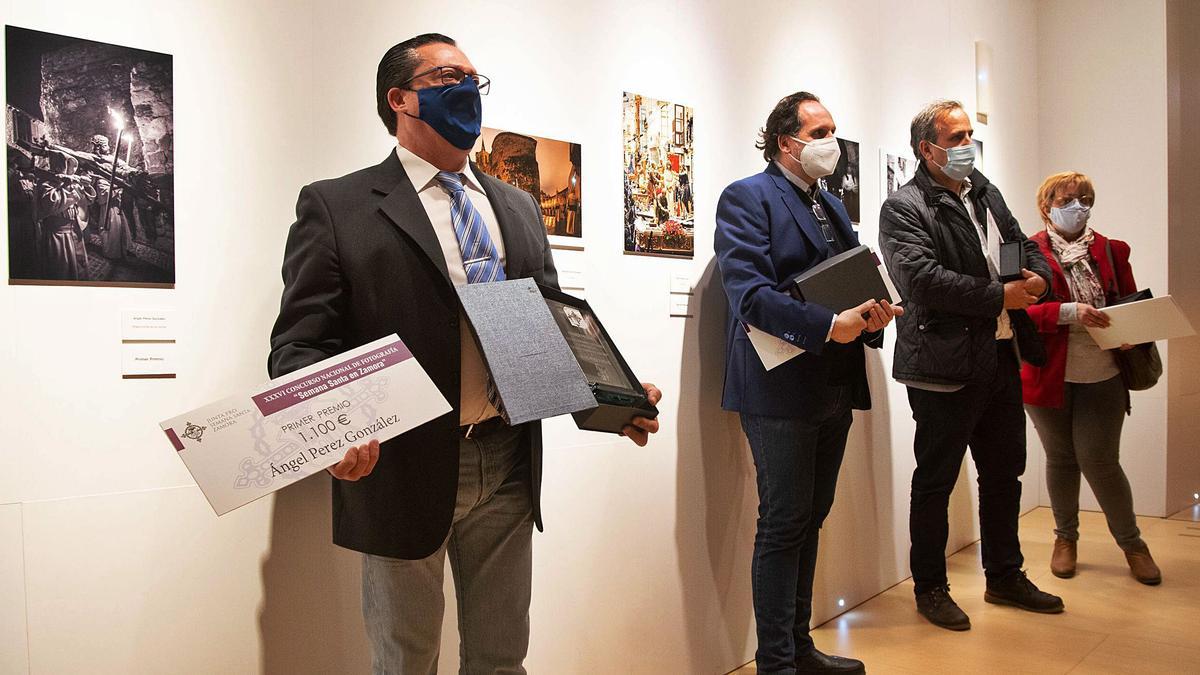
[716, 92, 900, 675]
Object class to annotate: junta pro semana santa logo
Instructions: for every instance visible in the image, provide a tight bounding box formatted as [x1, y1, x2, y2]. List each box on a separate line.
[181, 422, 207, 443]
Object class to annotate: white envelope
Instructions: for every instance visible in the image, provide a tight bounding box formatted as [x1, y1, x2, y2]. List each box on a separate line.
[746, 323, 805, 371]
[1085, 295, 1196, 350]
[160, 335, 451, 515]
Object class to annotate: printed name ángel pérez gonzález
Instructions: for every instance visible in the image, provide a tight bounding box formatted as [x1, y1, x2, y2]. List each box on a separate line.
[269, 413, 403, 478]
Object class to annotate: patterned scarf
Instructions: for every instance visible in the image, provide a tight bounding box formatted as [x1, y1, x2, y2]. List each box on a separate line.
[1047, 226, 1106, 308]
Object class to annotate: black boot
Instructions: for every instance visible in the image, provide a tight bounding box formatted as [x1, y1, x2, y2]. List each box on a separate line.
[794, 648, 866, 674]
[984, 569, 1065, 613]
[915, 585, 971, 631]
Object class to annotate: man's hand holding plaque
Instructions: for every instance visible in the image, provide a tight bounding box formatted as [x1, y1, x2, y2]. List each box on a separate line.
[622, 383, 663, 446]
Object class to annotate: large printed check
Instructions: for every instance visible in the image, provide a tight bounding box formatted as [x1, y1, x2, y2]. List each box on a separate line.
[160, 335, 452, 515]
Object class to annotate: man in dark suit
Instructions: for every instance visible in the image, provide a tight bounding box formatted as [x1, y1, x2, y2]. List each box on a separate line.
[715, 92, 899, 675]
[269, 34, 660, 673]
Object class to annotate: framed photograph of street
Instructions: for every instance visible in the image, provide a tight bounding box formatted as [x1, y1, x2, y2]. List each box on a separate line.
[471, 127, 582, 251]
[623, 92, 694, 258]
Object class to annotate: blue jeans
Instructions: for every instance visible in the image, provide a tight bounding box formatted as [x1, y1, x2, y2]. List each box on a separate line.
[361, 424, 532, 675]
[741, 386, 854, 675]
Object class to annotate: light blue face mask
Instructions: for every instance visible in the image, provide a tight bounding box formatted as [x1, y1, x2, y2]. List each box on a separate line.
[1050, 199, 1091, 234]
[930, 142, 976, 181]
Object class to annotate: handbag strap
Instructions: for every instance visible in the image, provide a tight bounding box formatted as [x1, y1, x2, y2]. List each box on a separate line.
[1103, 241, 1119, 300]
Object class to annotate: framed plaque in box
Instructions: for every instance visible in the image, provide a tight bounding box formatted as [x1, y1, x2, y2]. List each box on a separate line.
[455, 279, 658, 434]
[538, 285, 659, 433]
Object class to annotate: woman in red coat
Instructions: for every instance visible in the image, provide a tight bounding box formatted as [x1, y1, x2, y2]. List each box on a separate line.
[1021, 171, 1160, 585]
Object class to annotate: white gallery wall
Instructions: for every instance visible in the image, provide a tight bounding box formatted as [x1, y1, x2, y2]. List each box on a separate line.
[0, 0, 1186, 673]
[0, 0, 326, 673]
[1034, 0, 1169, 517]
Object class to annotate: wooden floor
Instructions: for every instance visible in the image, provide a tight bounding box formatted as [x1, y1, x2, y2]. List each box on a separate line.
[731, 506, 1200, 675]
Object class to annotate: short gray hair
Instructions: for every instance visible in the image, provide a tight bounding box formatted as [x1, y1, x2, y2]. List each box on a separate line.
[910, 99, 964, 164]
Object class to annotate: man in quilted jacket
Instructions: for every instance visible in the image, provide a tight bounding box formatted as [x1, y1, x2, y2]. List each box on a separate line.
[878, 100, 1063, 632]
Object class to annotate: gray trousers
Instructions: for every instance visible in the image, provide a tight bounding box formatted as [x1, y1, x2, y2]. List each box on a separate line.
[1025, 375, 1143, 550]
[361, 425, 533, 675]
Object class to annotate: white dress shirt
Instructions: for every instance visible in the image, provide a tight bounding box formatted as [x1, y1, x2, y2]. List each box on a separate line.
[957, 178, 1013, 341]
[395, 144, 506, 425]
[775, 160, 815, 194]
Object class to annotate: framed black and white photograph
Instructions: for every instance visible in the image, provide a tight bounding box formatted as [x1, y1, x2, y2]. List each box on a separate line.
[6, 25, 174, 287]
[881, 149, 917, 198]
[819, 137, 860, 226]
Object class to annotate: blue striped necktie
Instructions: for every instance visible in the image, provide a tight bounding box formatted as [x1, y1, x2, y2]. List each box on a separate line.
[435, 171, 506, 284]
[434, 171, 509, 425]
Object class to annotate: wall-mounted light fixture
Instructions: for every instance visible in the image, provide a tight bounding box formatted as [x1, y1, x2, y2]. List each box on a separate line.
[975, 41, 993, 125]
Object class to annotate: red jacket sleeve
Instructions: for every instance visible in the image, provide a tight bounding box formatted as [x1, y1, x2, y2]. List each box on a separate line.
[1027, 232, 1063, 333]
[1027, 300, 1063, 334]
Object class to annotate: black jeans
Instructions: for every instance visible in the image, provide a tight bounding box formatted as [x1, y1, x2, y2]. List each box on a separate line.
[740, 385, 854, 675]
[906, 341, 1026, 596]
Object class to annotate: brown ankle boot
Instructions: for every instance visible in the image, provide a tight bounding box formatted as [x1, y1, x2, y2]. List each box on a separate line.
[1124, 542, 1161, 585]
[1051, 537, 1077, 578]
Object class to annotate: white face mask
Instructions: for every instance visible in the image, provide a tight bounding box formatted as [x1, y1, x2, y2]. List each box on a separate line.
[786, 135, 841, 179]
[1050, 199, 1091, 235]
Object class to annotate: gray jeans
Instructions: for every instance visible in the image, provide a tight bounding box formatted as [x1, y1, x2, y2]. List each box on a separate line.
[361, 425, 533, 675]
[1025, 375, 1143, 550]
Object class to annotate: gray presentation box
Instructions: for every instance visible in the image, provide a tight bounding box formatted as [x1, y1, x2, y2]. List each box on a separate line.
[456, 279, 659, 434]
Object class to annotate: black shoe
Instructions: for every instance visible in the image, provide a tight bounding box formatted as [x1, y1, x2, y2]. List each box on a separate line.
[984, 569, 1065, 613]
[794, 648, 865, 674]
[915, 585, 971, 631]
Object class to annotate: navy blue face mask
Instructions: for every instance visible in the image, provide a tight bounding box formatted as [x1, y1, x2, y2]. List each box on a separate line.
[406, 77, 482, 150]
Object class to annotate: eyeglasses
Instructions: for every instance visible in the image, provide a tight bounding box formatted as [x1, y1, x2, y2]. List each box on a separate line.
[402, 66, 491, 95]
[809, 197, 836, 244]
[1053, 194, 1094, 207]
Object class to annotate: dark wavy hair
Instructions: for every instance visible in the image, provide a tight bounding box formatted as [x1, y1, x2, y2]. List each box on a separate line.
[376, 33, 457, 135]
[755, 91, 821, 162]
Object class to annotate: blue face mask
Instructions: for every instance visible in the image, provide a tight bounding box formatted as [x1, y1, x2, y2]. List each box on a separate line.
[408, 78, 482, 150]
[931, 142, 976, 181]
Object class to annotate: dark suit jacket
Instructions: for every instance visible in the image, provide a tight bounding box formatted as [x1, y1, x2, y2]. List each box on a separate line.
[714, 163, 882, 418]
[269, 150, 558, 560]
